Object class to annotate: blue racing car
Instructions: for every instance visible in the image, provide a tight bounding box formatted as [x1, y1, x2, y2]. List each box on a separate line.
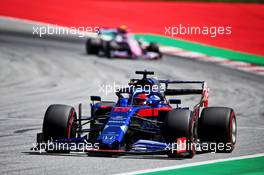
[32, 70, 237, 158]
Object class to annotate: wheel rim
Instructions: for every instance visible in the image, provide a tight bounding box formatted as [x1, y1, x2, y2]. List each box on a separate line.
[67, 110, 76, 139]
[231, 117, 237, 144]
[190, 119, 197, 156]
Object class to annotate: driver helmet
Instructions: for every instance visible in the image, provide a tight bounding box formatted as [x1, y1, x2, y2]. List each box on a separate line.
[147, 95, 161, 106]
[119, 98, 128, 107]
[118, 25, 127, 34]
[134, 93, 147, 105]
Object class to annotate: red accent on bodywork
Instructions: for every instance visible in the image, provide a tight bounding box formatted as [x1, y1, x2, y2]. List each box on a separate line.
[67, 110, 75, 140]
[114, 107, 130, 112]
[137, 107, 172, 117]
[138, 108, 158, 116]
[87, 149, 125, 153]
[158, 107, 173, 111]
[100, 105, 112, 109]
[202, 88, 209, 107]
[177, 137, 187, 154]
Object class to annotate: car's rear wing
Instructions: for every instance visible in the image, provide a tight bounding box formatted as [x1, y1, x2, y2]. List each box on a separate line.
[159, 80, 207, 96]
[159, 80, 209, 108]
[125, 80, 207, 96]
[164, 89, 203, 95]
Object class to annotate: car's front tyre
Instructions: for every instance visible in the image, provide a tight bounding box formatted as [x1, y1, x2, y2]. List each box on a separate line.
[42, 104, 77, 152]
[199, 107, 237, 153]
[164, 109, 198, 158]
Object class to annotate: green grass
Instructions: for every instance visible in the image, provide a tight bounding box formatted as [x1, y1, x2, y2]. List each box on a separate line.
[138, 156, 264, 175]
[134, 34, 264, 66]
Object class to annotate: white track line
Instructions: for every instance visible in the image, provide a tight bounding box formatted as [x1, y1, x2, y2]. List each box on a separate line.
[116, 153, 264, 175]
[239, 126, 264, 130]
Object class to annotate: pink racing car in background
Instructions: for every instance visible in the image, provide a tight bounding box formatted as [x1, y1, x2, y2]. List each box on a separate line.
[85, 26, 162, 59]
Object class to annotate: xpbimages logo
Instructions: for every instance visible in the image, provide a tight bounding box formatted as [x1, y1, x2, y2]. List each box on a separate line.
[32, 24, 99, 37]
[165, 140, 233, 154]
[165, 24, 232, 38]
[31, 140, 100, 153]
[98, 81, 166, 95]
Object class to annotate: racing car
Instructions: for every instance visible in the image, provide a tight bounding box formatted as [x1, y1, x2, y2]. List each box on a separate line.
[85, 26, 162, 59]
[32, 70, 237, 158]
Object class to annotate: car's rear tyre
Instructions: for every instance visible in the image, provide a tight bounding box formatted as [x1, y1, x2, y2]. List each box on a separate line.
[98, 40, 107, 57]
[86, 38, 100, 54]
[164, 109, 197, 158]
[104, 41, 113, 58]
[199, 107, 237, 153]
[43, 104, 77, 142]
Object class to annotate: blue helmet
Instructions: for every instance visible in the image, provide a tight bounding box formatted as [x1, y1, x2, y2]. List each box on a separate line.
[147, 95, 161, 107]
[119, 98, 128, 106]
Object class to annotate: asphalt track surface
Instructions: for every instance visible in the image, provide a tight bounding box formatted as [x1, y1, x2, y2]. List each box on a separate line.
[0, 29, 264, 175]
